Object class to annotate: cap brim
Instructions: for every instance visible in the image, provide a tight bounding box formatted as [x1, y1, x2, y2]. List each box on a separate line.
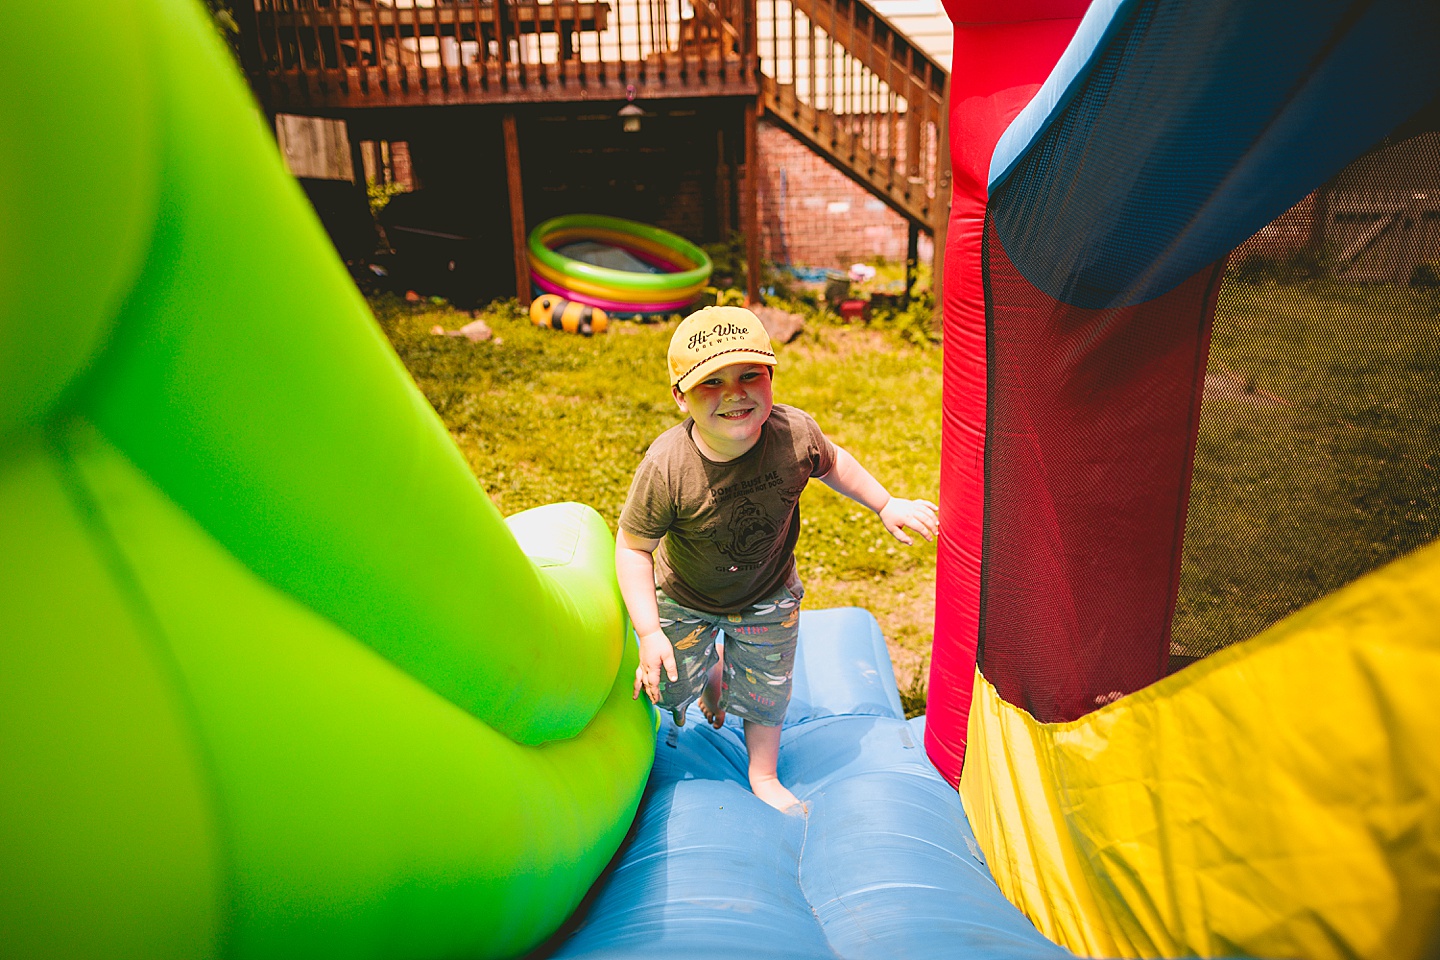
[675, 349, 777, 393]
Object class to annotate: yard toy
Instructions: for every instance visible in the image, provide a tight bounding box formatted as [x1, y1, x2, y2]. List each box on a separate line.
[530, 294, 609, 335]
[527, 213, 712, 314]
[531, 270, 697, 313]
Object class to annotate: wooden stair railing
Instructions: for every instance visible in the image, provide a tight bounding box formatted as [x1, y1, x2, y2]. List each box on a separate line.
[753, 0, 946, 228]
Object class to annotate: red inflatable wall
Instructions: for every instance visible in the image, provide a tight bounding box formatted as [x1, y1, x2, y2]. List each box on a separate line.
[925, 0, 1089, 784]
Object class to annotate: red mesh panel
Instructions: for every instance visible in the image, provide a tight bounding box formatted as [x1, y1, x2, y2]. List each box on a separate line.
[978, 215, 1223, 722]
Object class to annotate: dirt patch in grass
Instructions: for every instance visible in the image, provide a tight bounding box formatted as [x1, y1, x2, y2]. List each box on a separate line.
[1203, 361, 1289, 407]
[786, 325, 896, 363]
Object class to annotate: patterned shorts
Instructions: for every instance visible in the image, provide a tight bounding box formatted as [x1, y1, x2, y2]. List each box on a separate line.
[654, 574, 804, 726]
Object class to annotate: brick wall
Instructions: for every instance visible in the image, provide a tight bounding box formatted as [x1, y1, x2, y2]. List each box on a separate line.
[757, 120, 933, 269]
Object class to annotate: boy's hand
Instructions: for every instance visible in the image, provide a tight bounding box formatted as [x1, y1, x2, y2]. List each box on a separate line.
[633, 629, 679, 704]
[879, 498, 939, 545]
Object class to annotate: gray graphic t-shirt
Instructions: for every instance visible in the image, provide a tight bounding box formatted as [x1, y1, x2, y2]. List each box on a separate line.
[620, 404, 838, 613]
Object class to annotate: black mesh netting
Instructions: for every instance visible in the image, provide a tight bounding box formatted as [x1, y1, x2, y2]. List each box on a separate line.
[1171, 131, 1440, 660]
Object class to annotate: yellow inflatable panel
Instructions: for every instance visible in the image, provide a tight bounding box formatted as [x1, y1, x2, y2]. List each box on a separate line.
[961, 538, 1440, 960]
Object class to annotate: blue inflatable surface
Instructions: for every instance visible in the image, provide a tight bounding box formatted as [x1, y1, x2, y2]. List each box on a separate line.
[547, 608, 1073, 959]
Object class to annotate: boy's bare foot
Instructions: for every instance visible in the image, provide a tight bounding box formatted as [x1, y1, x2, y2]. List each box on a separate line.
[750, 774, 805, 814]
[699, 656, 726, 729]
[743, 720, 802, 812]
[671, 707, 686, 727]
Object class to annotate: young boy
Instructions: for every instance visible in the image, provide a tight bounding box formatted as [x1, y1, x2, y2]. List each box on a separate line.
[617, 305, 938, 813]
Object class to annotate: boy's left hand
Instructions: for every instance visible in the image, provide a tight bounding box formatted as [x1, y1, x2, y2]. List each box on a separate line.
[879, 498, 938, 545]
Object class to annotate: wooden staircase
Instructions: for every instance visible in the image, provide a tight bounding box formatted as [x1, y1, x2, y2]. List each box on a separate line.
[671, 0, 948, 228]
[751, 0, 947, 229]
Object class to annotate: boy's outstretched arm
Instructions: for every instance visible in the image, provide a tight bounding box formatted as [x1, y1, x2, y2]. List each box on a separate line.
[615, 529, 679, 704]
[819, 446, 939, 545]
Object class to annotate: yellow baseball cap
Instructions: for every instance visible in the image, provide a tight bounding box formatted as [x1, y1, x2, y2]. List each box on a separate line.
[668, 306, 777, 392]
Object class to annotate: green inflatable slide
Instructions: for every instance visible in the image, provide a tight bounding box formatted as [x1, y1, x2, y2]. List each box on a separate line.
[0, 2, 656, 957]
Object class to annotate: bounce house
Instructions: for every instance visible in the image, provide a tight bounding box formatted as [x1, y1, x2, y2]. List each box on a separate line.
[2, 0, 1439, 958]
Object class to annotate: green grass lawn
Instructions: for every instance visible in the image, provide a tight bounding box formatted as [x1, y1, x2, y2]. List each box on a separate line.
[1174, 279, 1440, 655]
[374, 297, 943, 702]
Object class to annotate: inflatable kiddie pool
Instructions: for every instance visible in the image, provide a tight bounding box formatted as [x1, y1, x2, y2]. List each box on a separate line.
[527, 214, 712, 315]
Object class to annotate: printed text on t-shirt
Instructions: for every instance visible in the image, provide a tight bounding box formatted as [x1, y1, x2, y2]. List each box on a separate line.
[709, 469, 784, 506]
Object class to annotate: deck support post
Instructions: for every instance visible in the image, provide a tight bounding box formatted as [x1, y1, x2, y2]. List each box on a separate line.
[905, 219, 920, 310]
[348, 120, 367, 188]
[503, 111, 530, 303]
[743, 98, 761, 306]
[716, 128, 732, 241]
[930, 71, 952, 331]
[370, 141, 388, 185]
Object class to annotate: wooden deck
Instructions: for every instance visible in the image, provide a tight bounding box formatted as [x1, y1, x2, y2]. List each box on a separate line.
[247, 0, 759, 107]
[242, 0, 944, 227]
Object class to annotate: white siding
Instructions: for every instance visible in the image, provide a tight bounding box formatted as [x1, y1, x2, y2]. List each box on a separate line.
[870, 0, 952, 71]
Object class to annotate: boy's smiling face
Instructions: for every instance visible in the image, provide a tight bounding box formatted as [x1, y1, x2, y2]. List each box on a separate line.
[673, 362, 774, 461]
